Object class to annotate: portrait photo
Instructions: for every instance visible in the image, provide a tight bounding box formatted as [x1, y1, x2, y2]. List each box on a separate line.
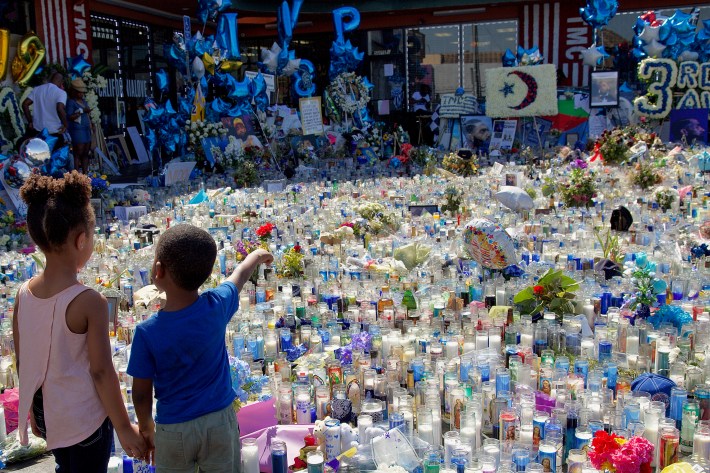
[590, 71, 619, 108]
[461, 115, 493, 152]
[670, 108, 708, 145]
[221, 113, 264, 148]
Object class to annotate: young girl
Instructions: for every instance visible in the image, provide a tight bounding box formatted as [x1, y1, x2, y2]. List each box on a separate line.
[14, 171, 146, 471]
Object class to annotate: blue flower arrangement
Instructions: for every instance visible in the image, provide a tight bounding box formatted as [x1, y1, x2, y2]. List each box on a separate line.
[646, 305, 693, 335]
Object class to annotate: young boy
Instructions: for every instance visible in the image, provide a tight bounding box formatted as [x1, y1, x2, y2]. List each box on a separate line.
[128, 224, 273, 472]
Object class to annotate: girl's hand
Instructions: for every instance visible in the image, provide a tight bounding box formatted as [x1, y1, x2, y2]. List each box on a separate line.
[29, 410, 42, 438]
[254, 248, 274, 265]
[117, 424, 147, 459]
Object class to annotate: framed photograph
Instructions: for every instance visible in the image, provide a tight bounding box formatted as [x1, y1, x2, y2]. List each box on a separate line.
[461, 115, 493, 152]
[105, 135, 131, 169]
[221, 113, 264, 148]
[566, 133, 579, 147]
[669, 108, 709, 145]
[590, 71, 619, 108]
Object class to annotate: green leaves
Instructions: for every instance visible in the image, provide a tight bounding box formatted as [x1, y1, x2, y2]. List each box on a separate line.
[513, 269, 580, 316]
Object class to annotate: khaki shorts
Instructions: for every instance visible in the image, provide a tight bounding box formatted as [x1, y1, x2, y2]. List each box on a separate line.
[154, 405, 240, 473]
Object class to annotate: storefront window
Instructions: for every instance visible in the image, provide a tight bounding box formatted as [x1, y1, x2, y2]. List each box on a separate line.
[120, 21, 152, 131]
[367, 29, 406, 113]
[462, 21, 517, 98]
[406, 25, 460, 112]
[91, 16, 122, 135]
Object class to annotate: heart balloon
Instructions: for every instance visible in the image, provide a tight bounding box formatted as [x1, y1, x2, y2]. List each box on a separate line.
[11, 31, 45, 85]
[463, 218, 517, 270]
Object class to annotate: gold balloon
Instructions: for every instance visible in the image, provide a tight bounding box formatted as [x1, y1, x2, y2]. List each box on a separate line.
[202, 52, 216, 76]
[11, 31, 46, 86]
[0, 29, 9, 81]
[219, 59, 242, 72]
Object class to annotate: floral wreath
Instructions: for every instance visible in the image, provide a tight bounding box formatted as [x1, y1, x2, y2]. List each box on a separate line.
[327, 72, 370, 114]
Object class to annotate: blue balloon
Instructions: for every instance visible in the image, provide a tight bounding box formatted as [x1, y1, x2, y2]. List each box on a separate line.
[502, 48, 517, 67]
[197, 0, 220, 24]
[278, 1, 294, 49]
[228, 78, 251, 99]
[579, 0, 618, 29]
[217, 12, 240, 61]
[668, 9, 694, 34]
[67, 54, 91, 78]
[156, 68, 169, 94]
[292, 61, 316, 97]
[44, 146, 71, 177]
[218, 0, 232, 12]
[251, 73, 271, 110]
[332, 7, 361, 44]
[37, 128, 58, 152]
[164, 43, 187, 76]
[329, 39, 365, 79]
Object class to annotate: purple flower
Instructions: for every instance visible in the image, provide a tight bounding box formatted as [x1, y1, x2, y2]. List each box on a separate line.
[570, 158, 588, 170]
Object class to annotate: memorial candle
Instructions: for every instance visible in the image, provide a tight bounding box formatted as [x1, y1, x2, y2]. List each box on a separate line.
[241, 438, 259, 473]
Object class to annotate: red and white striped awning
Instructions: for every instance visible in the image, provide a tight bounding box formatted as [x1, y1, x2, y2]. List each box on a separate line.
[34, 0, 93, 65]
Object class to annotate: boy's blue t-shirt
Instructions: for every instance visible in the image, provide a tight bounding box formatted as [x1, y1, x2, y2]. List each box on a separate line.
[127, 282, 239, 424]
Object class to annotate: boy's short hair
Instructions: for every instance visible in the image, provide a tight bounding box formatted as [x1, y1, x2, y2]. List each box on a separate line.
[155, 224, 217, 291]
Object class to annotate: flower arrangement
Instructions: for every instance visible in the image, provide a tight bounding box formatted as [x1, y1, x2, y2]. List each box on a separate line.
[185, 120, 228, 150]
[647, 305, 693, 335]
[0, 204, 28, 251]
[229, 356, 272, 411]
[277, 247, 305, 279]
[233, 161, 260, 189]
[409, 146, 438, 171]
[356, 202, 398, 235]
[442, 152, 478, 177]
[90, 173, 110, 198]
[560, 168, 596, 208]
[587, 430, 654, 473]
[255, 222, 275, 242]
[441, 186, 462, 215]
[327, 72, 371, 114]
[513, 268, 580, 317]
[595, 128, 632, 165]
[235, 239, 263, 262]
[654, 187, 676, 212]
[622, 252, 666, 319]
[81, 71, 107, 125]
[631, 161, 662, 189]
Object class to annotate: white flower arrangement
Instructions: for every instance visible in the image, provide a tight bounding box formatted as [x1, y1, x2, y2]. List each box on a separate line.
[633, 58, 678, 119]
[82, 71, 107, 125]
[485, 65, 558, 118]
[0, 87, 28, 153]
[187, 120, 228, 148]
[327, 72, 371, 114]
[221, 135, 246, 169]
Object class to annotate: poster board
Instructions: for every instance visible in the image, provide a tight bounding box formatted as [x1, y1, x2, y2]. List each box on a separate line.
[106, 135, 131, 169]
[299, 97, 324, 136]
[0, 172, 26, 217]
[439, 94, 478, 118]
[489, 120, 517, 151]
[163, 161, 196, 186]
[127, 126, 150, 164]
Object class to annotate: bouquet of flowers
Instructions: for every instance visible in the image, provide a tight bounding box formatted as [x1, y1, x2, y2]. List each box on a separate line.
[654, 187, 676, 212]
[185, 120, 228, 150]
[441, 186, 463, 215]
[81, 71, 107, 125]
[587, 430, 653, 473]
[235, 239, 263, 262]
[631, 161, 662, 189]
[560, 168, 596, 208]
[0, 204, 28, 251]
[594, 127, 634, 165]
[513, 268, 580, 318]
[277, 246, 305, 279]
[256, 222, 275, 242]
[89, 173, 110, 198]
[622, 252, 667, 319]
[356, 202, 398, 235]
[442, 152, 478, 177]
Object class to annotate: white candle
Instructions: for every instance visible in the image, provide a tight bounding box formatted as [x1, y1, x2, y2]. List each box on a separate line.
[432, 411, 442, 447]
[694, 430, 710, 462]
[488, 334, 501, 353]
[520, 333, 533, 347]
[265, 339, 277, 356]
[626, 335, 640, 355]
[519, 425, 533, 445]
[496, 289, 506, 306]
[460, 426, 477, 451]
[418, 423, 434, 445]
[359, 415, 373, 444]
[476, 333, 488, 350]
[241, 441, 260, 473]
[463, 340, 475, 354]
[296, 392, 311, 424]
[446, 339, 459, 359]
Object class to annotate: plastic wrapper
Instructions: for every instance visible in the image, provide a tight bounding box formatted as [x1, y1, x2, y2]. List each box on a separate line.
[0, 432, 47, 466]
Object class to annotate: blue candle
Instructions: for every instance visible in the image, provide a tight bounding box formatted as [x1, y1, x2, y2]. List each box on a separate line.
[598, 340, 613, 362]
[271, 440, 288, 473]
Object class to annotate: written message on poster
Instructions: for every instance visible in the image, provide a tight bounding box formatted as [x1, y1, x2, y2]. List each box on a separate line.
[439, 94, 478, 118]
[299, 97, 324, 136]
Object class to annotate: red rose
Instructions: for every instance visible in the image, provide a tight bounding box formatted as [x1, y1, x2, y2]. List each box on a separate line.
[533, 285, 545, 296]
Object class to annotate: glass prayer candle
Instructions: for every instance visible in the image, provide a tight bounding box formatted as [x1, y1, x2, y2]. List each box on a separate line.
[295, 385, 312, 424]
[306, 451, 324, 473]
[315, 385, 330, 420]
[271, 440, 288, 473]
[659, 426, 679, 469]
[694, 420, 710, 462]
[241, 438, 259, 473]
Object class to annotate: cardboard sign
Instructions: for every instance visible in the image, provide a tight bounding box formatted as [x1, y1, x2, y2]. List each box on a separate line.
[127, 127, 150, 164]
[439, 94, 478, 118]
[299, 97, 324, 136]
[164, 161, 196, 186]
[114, 205, 148, 223]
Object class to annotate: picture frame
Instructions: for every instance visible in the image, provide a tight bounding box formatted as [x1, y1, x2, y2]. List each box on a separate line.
[461, 115, 493, 152]
[566, 133, 579, 147]
[90, 198, 103, 226]
[589, 70, 619, 108]
[105, 134, 131, 169]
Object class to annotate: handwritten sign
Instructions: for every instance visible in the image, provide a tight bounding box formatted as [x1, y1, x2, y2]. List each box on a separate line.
[439, 94, 478, 118]
[299, 97, 324, 136]
[164, 161, 196, 186]
[114, 205, 148, 223]
[0, 173, 26, 217]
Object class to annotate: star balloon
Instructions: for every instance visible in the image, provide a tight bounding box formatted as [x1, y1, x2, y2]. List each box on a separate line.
[581, 45, 609, 66]
[638, 24, 661, 43]
[644, 39, 666, 58]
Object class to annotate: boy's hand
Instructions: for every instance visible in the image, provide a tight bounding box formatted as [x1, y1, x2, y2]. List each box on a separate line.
[139, 422, 155, 465]
[117, 424, 148, 459]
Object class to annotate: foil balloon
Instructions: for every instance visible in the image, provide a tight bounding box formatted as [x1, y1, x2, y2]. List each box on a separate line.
[502, 48, 517, 67]
[0, 29, 9, 80]
[227, 77, 250, 99]
[3, 155, 32, 189]
[197, 0, 221, 24]
[581, 44, 609, 66]
[216, 12, 240, 61]
[44, 145, 71, 177]
[332, 7, 361, 44]
[20, 138, 51, 165]
[156, 68, 169, 94]
[11, 31, 46, 85]
[250, 73, 270, 111]
[260, 43, 282, 74]
[219, 60, 242, 72]
[67, 54, 91, 78]
[202, 52, 216, 76]
[164, 43, 187, 76]
[463, 218, 517, 270]
[579, 0, 618, 29]
[36, 129, 58, 153]
[292, 59, 316, 97]
[192, 57, 206, 80]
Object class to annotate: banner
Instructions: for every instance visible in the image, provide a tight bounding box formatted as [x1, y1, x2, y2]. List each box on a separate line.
[485, 65, 559, 118]
[35, 0, 93, 64]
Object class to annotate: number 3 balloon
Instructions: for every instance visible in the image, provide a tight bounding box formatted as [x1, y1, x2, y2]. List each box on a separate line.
[11, 32, 45, 86]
